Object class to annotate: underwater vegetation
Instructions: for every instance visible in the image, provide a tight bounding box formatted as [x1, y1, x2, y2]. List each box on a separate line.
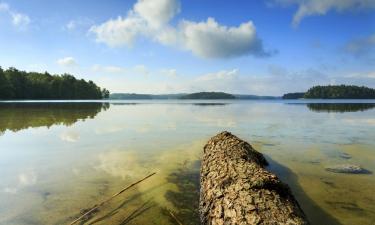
[164, 160, 201, 225]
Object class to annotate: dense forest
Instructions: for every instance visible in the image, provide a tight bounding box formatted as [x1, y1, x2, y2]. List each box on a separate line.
[179, 92, 236, 99]
[0, 67, 109, 100]
[283, 85, 375, 99]
[304, 85, 375, 99]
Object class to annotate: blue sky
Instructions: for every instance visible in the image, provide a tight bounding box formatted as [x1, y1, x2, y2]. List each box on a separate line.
[0, 0, 374, 95]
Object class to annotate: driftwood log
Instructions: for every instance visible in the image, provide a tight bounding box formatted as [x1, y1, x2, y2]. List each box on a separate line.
[200, 131, 308, 225]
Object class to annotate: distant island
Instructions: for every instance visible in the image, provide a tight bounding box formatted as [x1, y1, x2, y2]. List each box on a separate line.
[110, 92, 281, 100]
[0, 67, 109, 100]
[110, 93, 184, 100]
[282, 92, 305, 99]
[283, 85, 375, 99]
[180, 92, 235, 99]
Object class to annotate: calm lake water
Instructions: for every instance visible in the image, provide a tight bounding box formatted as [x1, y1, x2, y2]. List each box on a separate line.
[0, 100, 374, 225]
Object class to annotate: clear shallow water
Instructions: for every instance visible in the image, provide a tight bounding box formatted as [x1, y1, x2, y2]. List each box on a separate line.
[0, 100, 374, 225]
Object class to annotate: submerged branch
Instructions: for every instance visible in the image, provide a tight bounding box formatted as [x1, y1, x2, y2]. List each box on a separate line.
[69, 172, 156, 225]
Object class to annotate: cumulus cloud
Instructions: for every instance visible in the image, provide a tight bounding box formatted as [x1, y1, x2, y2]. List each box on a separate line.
[0, 2, 30, 29]
[57, 57, 77, 67]
[90, 15, 147, 47]
[177, 18, 269, 58]
[89, 0, 180, 47]
[272, 0, 375, 26]
[134, 0, 180, 28]
[89, 0, 271, 58]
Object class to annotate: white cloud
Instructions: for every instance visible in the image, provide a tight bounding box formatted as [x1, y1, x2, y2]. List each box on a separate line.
[134, 0, 180, 28]
[89, 0, 180, 46]
[92, 64, 127, 74]
[60, 130, 80, 142]
[133, 64, 149, 76]
[177, 18, 268, 58]
[57, 57, 77, 67]
[89, 0, 270, 59]
[272, 0, 375, 26]
[3, 169, 37, 194]
[18, 171, 37, 186]
[65, 18, 93, 31]
[0, 2, 30, 29]
[154, 26, 179, 45]
[161, 68, 178, 77]
[96, 65, 375, 95]
[196, 69, 239, 81]
[186, 69, 241, 93]
[345, 71, 375, 79]
[66, 21, 76, 30]
[90, 15, 147, 47]
[11, 12, 30, 27]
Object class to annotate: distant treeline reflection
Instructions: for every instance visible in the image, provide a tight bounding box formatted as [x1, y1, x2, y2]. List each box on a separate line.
[0, 102, 109, 134]
[307, 103, 375, 113]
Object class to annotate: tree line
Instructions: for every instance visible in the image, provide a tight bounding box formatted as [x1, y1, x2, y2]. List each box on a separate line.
[0, 67, 109, 100]
[179, 92, 236, 99]
[304, 85, 375, 99]
[283, 85, 375, 99]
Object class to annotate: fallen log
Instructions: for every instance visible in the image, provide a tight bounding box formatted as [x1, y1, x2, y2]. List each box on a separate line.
[199, 131, 308, 225]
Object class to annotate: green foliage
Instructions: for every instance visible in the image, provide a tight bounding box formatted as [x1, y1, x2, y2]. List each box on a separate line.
[282, 92, 305, 99]
[101, 88, 110, 99]
[0, 67, 109, 100]
[179, 92, 236, 99]
[304, 85, 375, 99]
[0, 67, 14, 98]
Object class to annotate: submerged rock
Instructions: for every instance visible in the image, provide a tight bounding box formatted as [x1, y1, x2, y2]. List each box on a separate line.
[325, 164, 371, 174]
[200, 131, 308, 225]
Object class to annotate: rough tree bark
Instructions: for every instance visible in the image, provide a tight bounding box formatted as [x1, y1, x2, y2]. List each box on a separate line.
[199, 131, 309, 225]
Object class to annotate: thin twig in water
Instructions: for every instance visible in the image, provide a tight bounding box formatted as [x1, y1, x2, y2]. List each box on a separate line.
[69, 172, 156, 225]
[168, 209, 184, 225]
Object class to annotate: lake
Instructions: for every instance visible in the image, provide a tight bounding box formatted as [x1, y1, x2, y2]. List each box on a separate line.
[0, 100, 374, 225]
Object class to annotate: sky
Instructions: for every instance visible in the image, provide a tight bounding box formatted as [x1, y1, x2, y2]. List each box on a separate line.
[0, 0, 374, 95]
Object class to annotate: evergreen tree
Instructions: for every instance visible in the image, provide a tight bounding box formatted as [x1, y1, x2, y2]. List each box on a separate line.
[0, 67, 109, 100]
